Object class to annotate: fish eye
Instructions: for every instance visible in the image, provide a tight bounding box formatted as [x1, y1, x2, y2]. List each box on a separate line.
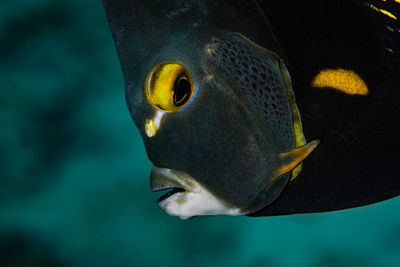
[145, 62, 196, 112]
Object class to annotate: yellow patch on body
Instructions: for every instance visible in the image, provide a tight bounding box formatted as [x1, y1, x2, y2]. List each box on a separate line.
[386, 48, 394, 54]
[311, 69, 368, 95]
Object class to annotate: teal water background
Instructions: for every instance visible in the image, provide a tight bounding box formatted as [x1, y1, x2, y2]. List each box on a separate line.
[1, 1, 399, 266]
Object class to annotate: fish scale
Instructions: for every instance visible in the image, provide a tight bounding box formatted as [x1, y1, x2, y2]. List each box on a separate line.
[207, 33, 295, 152]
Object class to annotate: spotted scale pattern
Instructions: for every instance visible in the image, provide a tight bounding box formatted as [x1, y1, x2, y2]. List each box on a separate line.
[206, 33, 295, 152]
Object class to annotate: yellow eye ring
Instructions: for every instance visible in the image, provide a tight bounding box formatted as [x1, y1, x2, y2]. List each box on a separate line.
[145, 62, 197, 113]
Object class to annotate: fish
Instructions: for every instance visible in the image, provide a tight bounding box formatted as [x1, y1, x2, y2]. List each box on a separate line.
[102, 0, 400, 219]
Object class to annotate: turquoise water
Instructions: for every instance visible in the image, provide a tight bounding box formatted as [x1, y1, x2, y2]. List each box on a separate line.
[1, 1, 399, 266]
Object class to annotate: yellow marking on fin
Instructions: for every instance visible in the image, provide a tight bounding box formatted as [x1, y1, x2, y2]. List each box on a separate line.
[290, 103, 307, 180]
[367, 4, 397, 19]
[280, 64, 307, 181]
[311, 69, 368, 95]
[290, 161, 303, 180]
[387, 26, 395, 32]
[380, 9, 397, 19]
[386, 48, 394, 54]
[368, 3, 380, 12]
[395, 0, 400, 4]
[273, 140, 320, 180]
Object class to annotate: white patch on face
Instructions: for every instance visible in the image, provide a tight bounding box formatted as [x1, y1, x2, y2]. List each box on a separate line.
[155, 169, 244, 219]
[145, 110, 165, 138]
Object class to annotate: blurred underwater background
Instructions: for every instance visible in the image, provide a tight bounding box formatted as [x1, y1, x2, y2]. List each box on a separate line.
[0, 0, 399, 266]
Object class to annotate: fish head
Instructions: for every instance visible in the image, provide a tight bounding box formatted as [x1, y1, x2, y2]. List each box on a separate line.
[103, 0, 319, 219]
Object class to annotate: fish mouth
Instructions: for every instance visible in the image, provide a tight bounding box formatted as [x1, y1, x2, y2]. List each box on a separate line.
[150, 167, 197, 203]
[155, 188, 186, 203]
[150, 166, 244, 219]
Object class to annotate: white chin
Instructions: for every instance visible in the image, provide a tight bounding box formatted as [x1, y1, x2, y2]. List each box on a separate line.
[158, 182, 244, 220]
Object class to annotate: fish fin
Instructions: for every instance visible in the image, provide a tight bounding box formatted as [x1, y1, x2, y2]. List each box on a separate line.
[273, 140, 320, 179]
[279, 62, 308, 181]
[250, 0, 400, 217]
[256, 0, 400, 91]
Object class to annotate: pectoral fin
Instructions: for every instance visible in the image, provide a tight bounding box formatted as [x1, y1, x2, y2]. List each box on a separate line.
[273, 140, 320, 180]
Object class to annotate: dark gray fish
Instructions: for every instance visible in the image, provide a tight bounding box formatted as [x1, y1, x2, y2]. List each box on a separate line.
[102, 0, 400, 218]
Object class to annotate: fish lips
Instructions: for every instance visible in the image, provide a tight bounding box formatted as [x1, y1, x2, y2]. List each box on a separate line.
[150, 166, 243, 219]
[150, 167, 196, 202]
